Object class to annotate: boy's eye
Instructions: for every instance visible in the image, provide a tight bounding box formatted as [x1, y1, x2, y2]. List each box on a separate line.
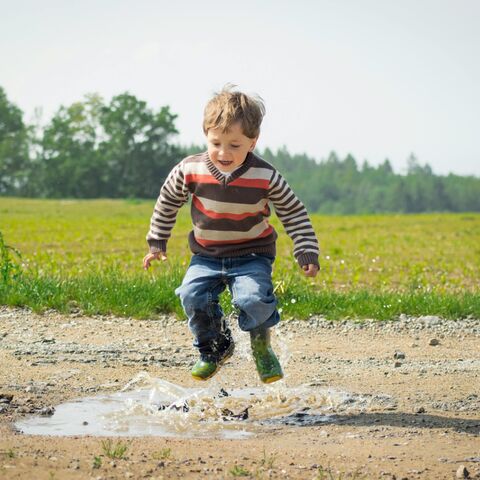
[231, 145, 240, 149]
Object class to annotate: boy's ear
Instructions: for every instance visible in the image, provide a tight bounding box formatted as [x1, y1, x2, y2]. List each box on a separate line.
[249, 137, 258, 151]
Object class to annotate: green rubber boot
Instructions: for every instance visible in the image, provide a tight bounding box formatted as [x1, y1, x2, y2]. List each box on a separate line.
[191, 356, 219, 381]
[191, 337, 234, 381]
[250, 327, 283, 384]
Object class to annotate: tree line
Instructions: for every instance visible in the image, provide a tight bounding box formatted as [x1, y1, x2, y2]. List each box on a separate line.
[1, 86, 479, 213]
[261, 148, 480, 214]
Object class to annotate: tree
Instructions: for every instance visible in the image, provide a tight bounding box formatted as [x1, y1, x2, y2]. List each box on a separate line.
[100, 93, 180, 198]
[33, 92, 180, 198]
[0, 86, 30, 194]
[2, 83, 479, 212]
[36, 93, 107, 198]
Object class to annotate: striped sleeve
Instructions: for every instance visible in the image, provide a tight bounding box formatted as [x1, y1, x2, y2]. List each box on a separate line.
[268, 169, 320, 267]
[146, 161, 189, 253]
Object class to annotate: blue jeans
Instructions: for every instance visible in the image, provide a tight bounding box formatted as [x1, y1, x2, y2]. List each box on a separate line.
[175, 253, 280, 350]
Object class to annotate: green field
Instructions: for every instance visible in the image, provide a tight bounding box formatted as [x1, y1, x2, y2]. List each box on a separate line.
[1, 198, 479, 320]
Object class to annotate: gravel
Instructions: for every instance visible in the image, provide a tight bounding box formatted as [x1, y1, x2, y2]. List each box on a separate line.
[1, 306, 480, 417]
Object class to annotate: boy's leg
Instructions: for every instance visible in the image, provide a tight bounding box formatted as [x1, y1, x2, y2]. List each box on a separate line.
[228, 255, 283, 383]
[175, 255, 226, 347]
[175, 255, 234, 380]
[228, 255, 279, 332]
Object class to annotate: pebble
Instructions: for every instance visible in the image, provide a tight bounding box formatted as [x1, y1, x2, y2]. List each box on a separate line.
[420, 315, 442, 326]
[393, 351, 406, 359]
[429, 338, 440, 346]
[0, 394, 13, 404]
[40, 406, 55, 416]
[16, 407, 31, 414]
[456, 465, 469, 478]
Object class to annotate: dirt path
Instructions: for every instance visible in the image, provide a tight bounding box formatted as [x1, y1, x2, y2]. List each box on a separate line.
[1, 307, 479, 480]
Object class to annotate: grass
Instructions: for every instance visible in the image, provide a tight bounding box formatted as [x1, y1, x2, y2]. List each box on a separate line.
[0, 231, 22, 284]
[0, 449, 16, 459]
[260, 448, 277, 469]
[229, 464, 251, 477]
[100, 439, 129, 459]
[152, 447, 172, 460]
[1, 269, 478, 319]
[315, 467, 366, 480]
[228, 456, 365, 479]
[1, 198, 479, 320]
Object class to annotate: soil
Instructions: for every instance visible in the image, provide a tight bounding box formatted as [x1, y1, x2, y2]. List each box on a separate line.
[0, 306, 479, 480]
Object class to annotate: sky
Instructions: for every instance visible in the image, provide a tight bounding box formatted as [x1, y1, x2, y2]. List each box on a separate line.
[1, 0, 479, 176]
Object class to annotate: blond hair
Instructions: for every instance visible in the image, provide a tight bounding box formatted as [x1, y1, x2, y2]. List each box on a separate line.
[203, 85, 265, 139]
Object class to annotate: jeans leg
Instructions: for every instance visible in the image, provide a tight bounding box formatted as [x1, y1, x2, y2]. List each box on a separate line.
[229, 255, 280, 332]
[175, 256, 226, 350]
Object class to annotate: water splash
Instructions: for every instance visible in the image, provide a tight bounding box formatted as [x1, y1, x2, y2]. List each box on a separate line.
[15, 319, 397, 438]
[15, 372, 396, 438]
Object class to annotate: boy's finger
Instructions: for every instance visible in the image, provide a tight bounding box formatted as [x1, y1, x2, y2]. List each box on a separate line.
[302, 264, 319, 277]
[143, 254, 154, 269]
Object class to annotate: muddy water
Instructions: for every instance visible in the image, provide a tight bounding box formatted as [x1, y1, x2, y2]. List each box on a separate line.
[15, 372, 396, 438]
[15, 324, 397, 439]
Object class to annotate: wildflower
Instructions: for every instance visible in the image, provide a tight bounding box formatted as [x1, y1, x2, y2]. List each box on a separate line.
[290, 298, 296, 304]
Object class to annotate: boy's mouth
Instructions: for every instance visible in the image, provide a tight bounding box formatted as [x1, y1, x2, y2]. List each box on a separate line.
[218, 160, 233, 166]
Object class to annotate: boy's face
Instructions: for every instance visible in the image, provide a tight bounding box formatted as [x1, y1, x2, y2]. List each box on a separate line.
[206, 122, 258, 172]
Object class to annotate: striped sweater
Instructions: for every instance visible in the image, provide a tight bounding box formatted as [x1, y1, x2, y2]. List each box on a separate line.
[147, 151, 319, 267]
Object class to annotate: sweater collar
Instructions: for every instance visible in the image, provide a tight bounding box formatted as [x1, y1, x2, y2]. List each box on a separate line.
[205, 152, 253, 184]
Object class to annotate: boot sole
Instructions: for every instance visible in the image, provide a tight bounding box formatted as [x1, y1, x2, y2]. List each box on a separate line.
[261, 373, 284, 384]
[191, 343, 235, 381]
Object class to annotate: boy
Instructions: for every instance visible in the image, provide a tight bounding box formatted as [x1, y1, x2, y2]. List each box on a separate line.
[143, 87, 319, 384]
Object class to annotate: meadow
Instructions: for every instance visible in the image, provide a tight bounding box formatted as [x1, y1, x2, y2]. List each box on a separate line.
[1, 198, 479, 320]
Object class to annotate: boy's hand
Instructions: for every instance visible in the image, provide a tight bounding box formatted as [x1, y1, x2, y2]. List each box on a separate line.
[143, 252, 167, 270]
[302, 264, 319, 278]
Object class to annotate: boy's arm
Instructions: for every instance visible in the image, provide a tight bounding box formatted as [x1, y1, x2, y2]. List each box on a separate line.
[146, 161, 189, 254]
[268, 169, 320, 269]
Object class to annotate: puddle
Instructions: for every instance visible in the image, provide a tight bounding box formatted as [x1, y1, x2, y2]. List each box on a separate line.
[15, 321, 396, 438]
[15, 372, 396, 439]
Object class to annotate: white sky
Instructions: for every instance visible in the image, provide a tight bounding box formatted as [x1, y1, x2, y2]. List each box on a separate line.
[1, 0, 479, 176]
